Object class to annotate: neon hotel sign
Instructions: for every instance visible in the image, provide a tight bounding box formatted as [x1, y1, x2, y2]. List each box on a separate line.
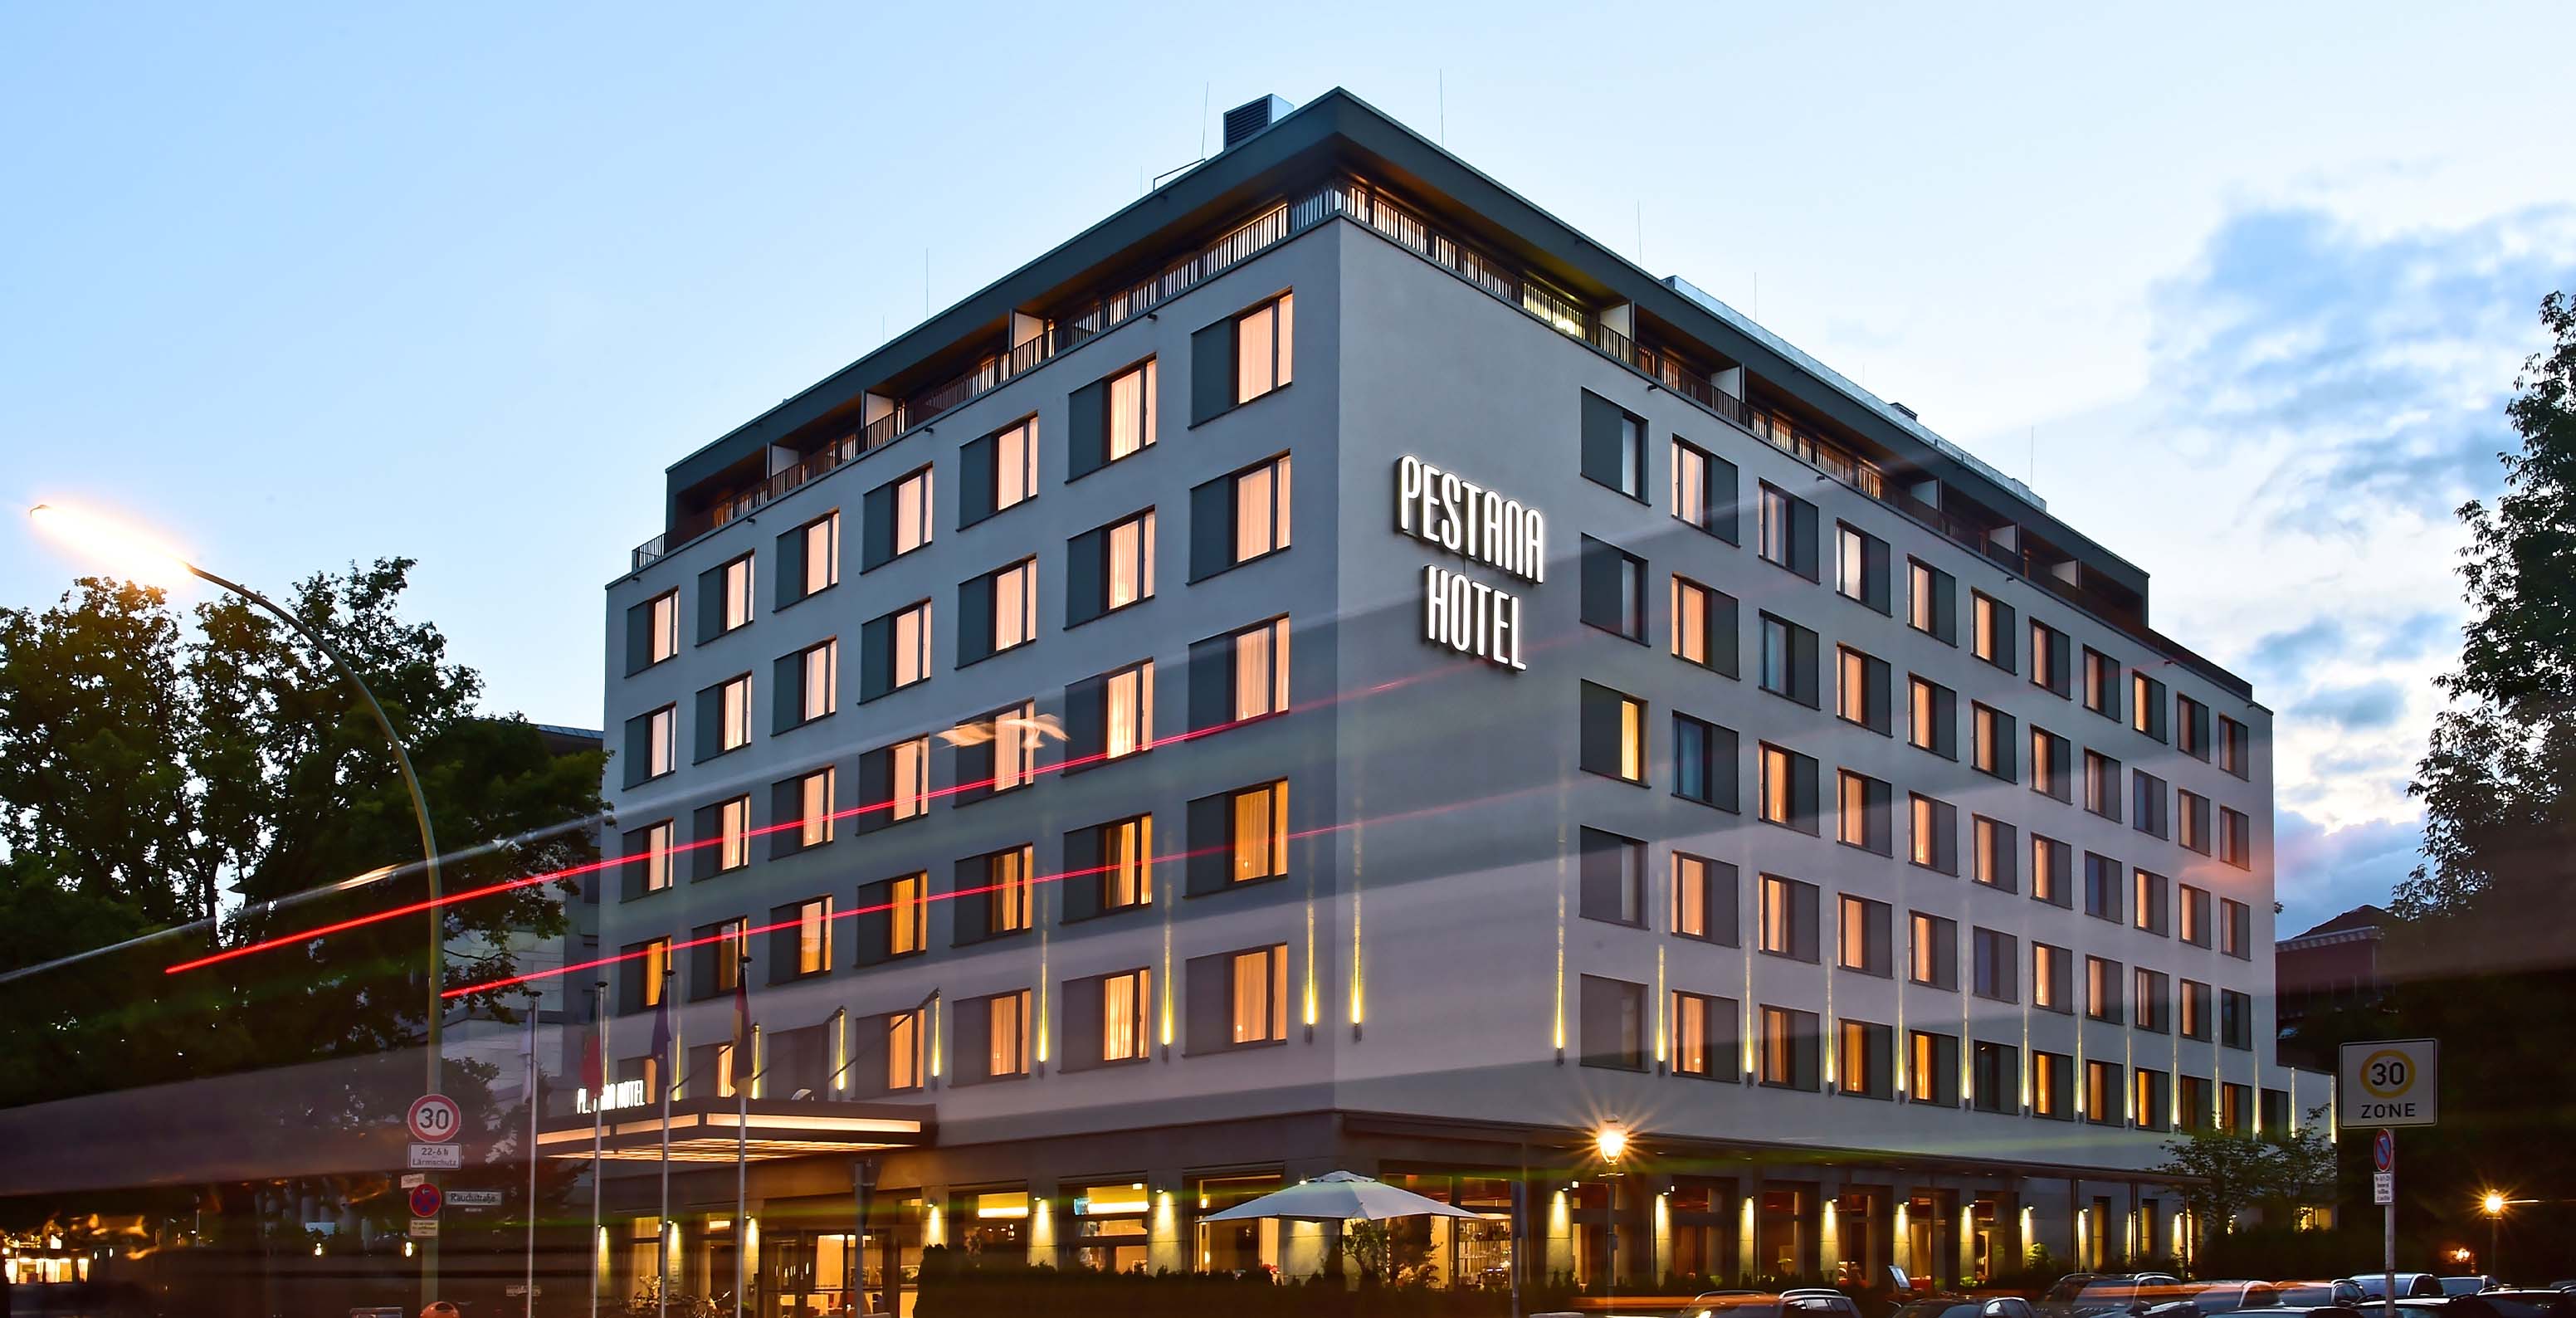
[1395, 455, 1544, 671]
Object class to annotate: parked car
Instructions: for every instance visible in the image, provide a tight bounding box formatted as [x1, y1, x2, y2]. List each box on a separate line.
[2351, 1276, 2447, 1301]
[2203, 1306, 2361, 1318]
[1680, 1291, 1867, 1318]
[2446, 1292, 2576, 1318]
[2145, 1281, 2281, 1318]
[1896, 1296, 2039, 1318]
[2042, 1275, 2192, 1318]
[2276, 1282, 2369, 1307]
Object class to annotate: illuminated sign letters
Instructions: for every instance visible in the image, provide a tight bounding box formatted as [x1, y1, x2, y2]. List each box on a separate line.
[1396, 456, 1544, 671]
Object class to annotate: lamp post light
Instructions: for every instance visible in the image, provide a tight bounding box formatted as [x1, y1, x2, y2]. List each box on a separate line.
[1595, 1123, 1629, 1312]
[2481, 1193, 2507, 1281]
[28, 502, 447, 1303]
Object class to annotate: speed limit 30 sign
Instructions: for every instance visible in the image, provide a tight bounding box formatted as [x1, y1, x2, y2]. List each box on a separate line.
[407, 1093, 462, 1144]
[2339, 1037, 2438, 1130]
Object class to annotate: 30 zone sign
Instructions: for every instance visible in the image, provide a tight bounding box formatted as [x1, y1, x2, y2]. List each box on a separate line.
[2339, 1037, 2438, 1130]
[407, 1093, 462, 1144]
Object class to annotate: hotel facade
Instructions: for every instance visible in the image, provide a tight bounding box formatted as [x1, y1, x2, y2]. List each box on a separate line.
[580, 89, 2329, 1312]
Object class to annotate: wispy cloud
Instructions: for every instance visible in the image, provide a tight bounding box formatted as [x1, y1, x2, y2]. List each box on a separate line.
[2275, 809, 2422, 935]
[2291, 678, 2409, 733]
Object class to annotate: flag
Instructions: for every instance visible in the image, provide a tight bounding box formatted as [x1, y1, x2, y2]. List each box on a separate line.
[732, 968, 753, 1066]
[648, 987, 671, 1078]
[580, 1023, 603, 1095]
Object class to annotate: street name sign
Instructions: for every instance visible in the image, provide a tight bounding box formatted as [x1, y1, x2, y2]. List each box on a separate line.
[2339, 1037, 2437, 1130]
[445, 1190, 504, 1208]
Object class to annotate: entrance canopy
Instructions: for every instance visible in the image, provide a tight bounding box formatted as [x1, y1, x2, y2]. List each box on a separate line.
[537, 1095, 931, 1164]
[1200, 1170, 1485, 1223]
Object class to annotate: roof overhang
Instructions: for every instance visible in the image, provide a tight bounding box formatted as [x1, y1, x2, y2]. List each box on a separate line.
[539, 1096, 931, 1164]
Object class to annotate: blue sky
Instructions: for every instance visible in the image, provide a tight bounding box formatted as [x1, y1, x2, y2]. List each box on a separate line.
[6, 2, 2572, 934]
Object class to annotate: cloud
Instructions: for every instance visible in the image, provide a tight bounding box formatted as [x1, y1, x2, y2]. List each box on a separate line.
[2292, 678, 2410, 732]
[2273, 810, 2423, 935]
[2248, 617, 2348, 682]
[2374, 608, 2458, 663]
[2145, 205, 2576, 538]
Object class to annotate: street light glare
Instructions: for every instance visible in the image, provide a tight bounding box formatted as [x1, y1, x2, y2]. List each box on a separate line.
[2482, 1192, 2506, 1215]
[27, 502, 198, 590]
[1595, 1124, 1628, 1162]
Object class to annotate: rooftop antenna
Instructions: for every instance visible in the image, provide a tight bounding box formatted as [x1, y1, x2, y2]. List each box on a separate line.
[1200, 83, 1210, 160]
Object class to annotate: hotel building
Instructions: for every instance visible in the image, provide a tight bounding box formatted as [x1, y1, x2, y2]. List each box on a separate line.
[578, 89, 2329, 1311]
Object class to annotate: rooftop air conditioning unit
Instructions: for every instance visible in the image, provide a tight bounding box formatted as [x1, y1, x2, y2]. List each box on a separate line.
[1223, 95, 1295, 150]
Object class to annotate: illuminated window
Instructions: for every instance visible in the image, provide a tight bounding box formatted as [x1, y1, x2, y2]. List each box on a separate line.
[1758, 874, 1816, 961]
[2033, 943, 2070, 1013]
[1836, 525, 1866, 603]
[1838, 895, 1887, 975]
[1757, 484, 1793, 569]
[1230, 780, 1289, 883]
[982, 845, 1035, 936]
[2180, 980, 2211, 1040]
[1108, 359, 1157, 461]
[2220, 898, 2252, 957]
[1908, 559, 1954, 642]
[794, 766, 835, 849]
[717, 674, 753, 753]
[887, 874, 927, 956]
[2086, 1060, 2121, 1125]
[993, 417, 1037, 514]
[1971, 816, 2010, 888]
[2084, 648, 2120, 719]
[1908, 1030, 1950, 1103]
[2178, 789, 2211, 853]
[1910, 793, 1955, 873]
[1972, 593, 1999, 663]
[1756, 743, 1816, 832]
[797, 640, 837, 725]
[1837, 647, 1873, 726]
[2086, 955, 2123, 1023]
[1102, 968, 1152, 1062]
[715, 796, 751, 872]
[1230, 945, 1288, 1044]
[794, 897, 832, 976]
[2032, 834, 2066, 906]
[887, 1010, 922, 1091]
[894, 467, 934, 558]
[1671, 440, 1709, 528]
[801, 512, 840, 598]
[1235, 294, 1293, 403]
[637, 821, 673, 894]
[2031, 619, 2071, 696]
[720, 555, 754, 632]
[1233, 454, 1291, 563]
[2133, 868, 2167, 935]
[1672, 852, 1714, 939]
[987, 990, 1030, 1078]
[959, 700, 1041, 796]
[1671, 991, 1716, 1077]
[643, 705, 676, 779]
[989, 558, 1037, 653]
[1671, 576, 1725, 670]
[1107, 509, 1156, 611]
[2135, 1068, 2169, 1130]
[1837, 770, 1876, 851]
[2033, 1050, 2068, 1118]
[2219, 808, 2252, 868]
[1910, 676, 1955, 757]
[2134, 968, 2169, 1032]
[2084, 751, 2120, 818]
[2031, 727, 2069, 799]
[643, 591, 679, 667]
[2179, 885, 2211, 947]
[2217, 715, 2249, 777]
[1910, 912, 1956, 988]
[890, 736, 929, 822]
[1101, 815, 1153, 910]
[865, 599, 931, 696]
[1972, 703, 2011, 779]
[1837, 1019, 1881, 1096]
[1232, 618, 1290, 721]
[639, 937, 671, 1008]
[1759, 1006, 1815, 1089]
[1621, 693, 1646, 781]
[1105, 660, 1154, 759]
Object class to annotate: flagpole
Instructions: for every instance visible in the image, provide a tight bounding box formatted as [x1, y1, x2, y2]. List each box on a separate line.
[734, 953, 753, 1318]
[658, 964, 674, 1318]
[524, 1002, 539, 1318]
[591, 981, 607, 1318]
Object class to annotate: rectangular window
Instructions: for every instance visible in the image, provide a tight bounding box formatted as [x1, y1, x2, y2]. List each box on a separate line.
[1580, 391, 1647, 499]
[993, 417, 1039, 519]
[1103, 660, 1154, 761]
[2083, 648, 2121, 721]
[1907, 559, 1956, 644]
[1100, 968, 1152, 1063]
[862, 466, 934, 570]
[1098, 815, 1154, 913]
[2180, 886, 2212, 947]
[791, 896, 831, 977]
[2176, 694, 2211, 759]
[1580, 535, 1649, 642]
[1836, 523, 1891, 613]
[1759, 1005, 1819, 1090]
[627, 590, 680, 673]
[1837, 1019, 1891, 1098]
[1971, 816, 2016, 891]
[1230, 780, 1289, 884]
[2221, 989, 2253, 1050]
[1756, 743, 1818, 834]
[2033, 943, 2071, 1013]
[2134, 968, 2169, 1033]
[2084, 852, 2120, 921]
[1672, 853, 1737, 945]
[886, 1010, 923, 1091]
[787, 766, 835, 852]
[1973, 928, 2017, 1002]
[887, 873, 927, 957]
[1970, 591, 2017, 672]
[1671, 713, 1737, 811]
[1234, 293, 1293, 403]
[1758, 875, 1819, 963]
[2033, 1050, 2071, 1120]
[1670, 576, 1735, 675]
[985, 845, 1035, 936]
[1909, 793, 1958, 875]
[625, 705, 677, 785]
[2181, 980, 2211, 1040]
[695, 673, 753, 761]
[1582, 681, 1649, 784]
[987, 558, 1039, 656]
[2031, 620, 2071, 697]
[783, 510, 840, 608]
[2136, 1068, 2170, 1130]
[2086, 1060, 2122, 1125]
[2031, 727, 2071, 800]
[634, 936, 671, 1010]
[1757, 613, 1819, 707]
[1578, 975, 1647, 1071]
[1671, 990, 1730, 1079]
[695, 918, 745, 998]
[1837, 895, 1891, 976]
[856, 735, 930, 829]
[2131, 671, 2169, 740]
[1910, 911, 1959, 989]
[858, 599, 932, 702]
[1756, 482, 1817, 578]
[1910, 1030, 1959, 1105]
[1232, 616, 1290, 723]
[1578, 828, 1647, 926]
[985, 990, 1031, 1079]
[953, 700, 1039, 803]
[2220, 898, 2252, 959]
[2178, 789, 2213, 853]
[2133, 868, 2169, 935]
[2178, 1075, 2211, 1130]
[2031, 834, 2071, 907]
[623, 820, 675, 898]
[2218, 715, 2250, 778]
[1836, 645, 1891, 734]
[1109, 359, 1157, 461]
[1235, 453, 1291, 564]
[706, 554, 755, 639]
[1909, 676, 1957, 759]
[1230, 945, 1289, 1046]
[2219, 808, 2252, 868]
[713, 795, 750, 873]
[2086, 955, 2124, 1023]
[1837, 769, 1891, 856]
[1972, 1042, 2017, 1113]
[1972, 703, 2017, 781]
[1105, 509, 1157, 613]
[1670, 437, 1736, 540]
[2133, 770, 2169, 838]
[2084, 751, 2122, 820]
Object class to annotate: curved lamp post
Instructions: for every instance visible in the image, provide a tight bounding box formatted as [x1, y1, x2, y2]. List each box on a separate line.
[29, 502, 446, 1301]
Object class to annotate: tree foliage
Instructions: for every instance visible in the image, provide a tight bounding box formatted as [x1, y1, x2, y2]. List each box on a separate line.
[2152, 1120, 2335, 1252]
[0, 559, 604, 1110]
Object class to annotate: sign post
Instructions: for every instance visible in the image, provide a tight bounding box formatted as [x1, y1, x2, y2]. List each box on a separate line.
[2340, 1040, 2437, 1318]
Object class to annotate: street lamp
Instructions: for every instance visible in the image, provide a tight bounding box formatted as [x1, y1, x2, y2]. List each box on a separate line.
[28, 501, 447, 1302]
[2480, 1192, 2507, 1280]
[1595, 1123, 1629, 1312]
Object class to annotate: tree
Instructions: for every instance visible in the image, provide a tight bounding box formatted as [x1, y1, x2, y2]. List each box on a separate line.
[2152, 1121, 2334, 1257]
[0, 559, 605, 1108]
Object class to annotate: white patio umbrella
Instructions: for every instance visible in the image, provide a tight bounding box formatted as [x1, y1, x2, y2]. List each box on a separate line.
[1199, 1171, 1486, 1223]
